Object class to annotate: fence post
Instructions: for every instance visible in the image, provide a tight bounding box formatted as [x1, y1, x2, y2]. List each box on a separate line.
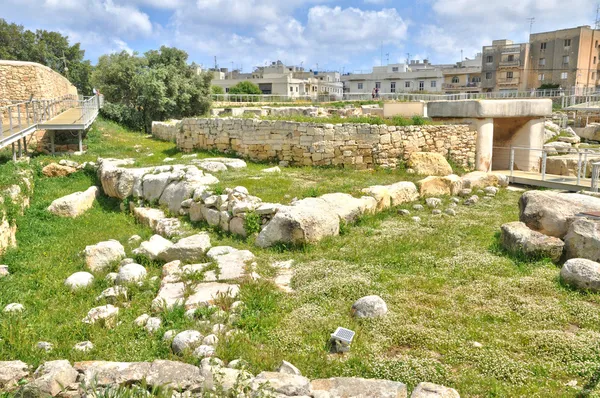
[541, 151, 547, 181]
[509, 146, 514, 179]
[577, 152, 583, 185]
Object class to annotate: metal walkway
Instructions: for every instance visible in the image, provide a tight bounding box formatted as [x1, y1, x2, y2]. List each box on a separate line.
[0, 94, 103, 156]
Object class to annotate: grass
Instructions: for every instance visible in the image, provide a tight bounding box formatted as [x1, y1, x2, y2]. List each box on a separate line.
[1, 117, 600, 396]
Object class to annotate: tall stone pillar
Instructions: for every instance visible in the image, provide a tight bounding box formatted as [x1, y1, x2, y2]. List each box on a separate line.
[474, 118, 494, 172]
[512, 118, 545, 172]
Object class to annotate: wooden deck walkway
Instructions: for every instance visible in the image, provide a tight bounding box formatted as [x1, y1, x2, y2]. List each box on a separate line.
[497, 169, 594, 191]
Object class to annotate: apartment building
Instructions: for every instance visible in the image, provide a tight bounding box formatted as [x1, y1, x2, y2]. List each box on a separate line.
[210, 61, 343, 99]
[528, 26, 600, 91]
[481, 40, 531, 92]
[441, 54, 483, 93]
[341, 61, 444, 94]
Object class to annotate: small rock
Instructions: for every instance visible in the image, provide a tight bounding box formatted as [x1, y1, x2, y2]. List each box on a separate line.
[444, 209, 456, 216]
[566, 380, 578, 388]
[0, 265, 8, 278]
[432, 209, 442, 215]
[172, 330, 204, 355]
[4, 303, 24, 313]
[412, 216, 421, 223]
[202, 357, 225, 368]
[30, 360, 78, 396]
[398, 209, 410, 216]
[411, 382, 460, 398]
[472, 341, 483, 348]
[464, 195, 479, 206]
[561, 258, 600, 292]
[116, 263, 147, 285]
[450, 197, 460, 204]
[64, 272, 94, 291]
[42, 163, 77, 177]
[459, 188, 472, 197]
[227, 359, 247, 369]
[163, 330, 177, 342]
[119, 258, 135, 266]
[73, 341, 94, 352]
[134, 314, 151, 326]
[36, 342, 53, 352]
[82, 305, 119, 327]
[351, 295, 388, 318]
[278, 360, 302, 376]
[193, 345, 216, 358]
[212, 324, 227, 334]
[203, 334, 219, 346]
[96, 286, 128, 303]
[163, 157, 175, 162]
[413, 204, 424, 211]
[145, 317, 162, 333]
[105, 273, 118, 284]
[59, 159, 79, 168]
[262, 166, 281, 174]
[425, 198, 442, 208]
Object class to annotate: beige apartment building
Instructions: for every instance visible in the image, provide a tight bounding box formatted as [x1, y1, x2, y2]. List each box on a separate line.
[442, 54, 482, 93]
[528, 26, 600, 91]
[481, 40, 531, 93]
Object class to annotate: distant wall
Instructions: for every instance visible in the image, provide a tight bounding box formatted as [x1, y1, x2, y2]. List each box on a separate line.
[0, 60, 78, 102]
[383, 102, 425, 118]
[169, 118, 477, 169]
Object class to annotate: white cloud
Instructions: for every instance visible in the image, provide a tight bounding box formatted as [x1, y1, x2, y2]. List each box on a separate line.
[364, 0, 387, 4]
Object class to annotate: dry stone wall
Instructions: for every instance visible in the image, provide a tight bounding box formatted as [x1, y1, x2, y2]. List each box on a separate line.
[168, 118, 476, 170]
[0, 60, 78, 102]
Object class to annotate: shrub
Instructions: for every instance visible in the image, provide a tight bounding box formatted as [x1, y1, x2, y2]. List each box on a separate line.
[228, 81, 262, 95]
[244, 211, 262, 235]
[211, 85, 225, 95]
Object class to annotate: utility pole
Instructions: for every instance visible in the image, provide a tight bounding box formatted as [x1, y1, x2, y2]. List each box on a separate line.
[214, 56, 218, 70]
[527, 17, 535, 36]
[386, 53, 390, 65]
[595, 3, 600, 29]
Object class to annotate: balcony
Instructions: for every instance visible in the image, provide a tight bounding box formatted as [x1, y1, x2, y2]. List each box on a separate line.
[499, 60, 521, 68]
[497, 78, 519, 86]
[501, 46, 521, 54]
[442, 82, 481, 90]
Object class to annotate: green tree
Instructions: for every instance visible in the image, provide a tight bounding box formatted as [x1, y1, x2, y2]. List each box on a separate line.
[211, 85, 224, 94]
[92, 46, 212, 132]
[228, 81, 262, 95]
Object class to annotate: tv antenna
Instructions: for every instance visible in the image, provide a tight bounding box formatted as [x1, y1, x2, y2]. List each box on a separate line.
[527, 17, 535, 35]
[595, 4, 600, 29]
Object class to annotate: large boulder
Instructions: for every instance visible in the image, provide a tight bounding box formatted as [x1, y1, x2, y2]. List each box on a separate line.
[0, 361, 29, 390]
[500, 222, 564, 263]
[159, 180, 196, 214]
[319, 193, 368, 223]
[361, 186, 391, 211]
[74, 361, 151, 387]
[407, 152, 453, 176]
[132, 207, 166, 230]
[462, 171, 507, 189]
[116, 263, 147, 285]
[519, 191, 600, 238]
[311, 377, 408, 398]
[84, 240, 126, 272]
[564, 218, 600, 262]
[158, 233, 211, 263]
[388, 182, 419, 206]
[30, 360, 78, 397]
[42, 163, 76, 177]
[546, 155, 600, 178]
[560, 258, 600, 292]
[133, 235, 173, 261]
[47, 186, 98, 218]
[252, 372, 311, 396]
[351, 295, 388, 318]
[417, 175, 462, 197]
[206, 246, 255, 280]
[411, 382, 460, 398]
[172, 330, 204, 355]
[256, 199, 340, 248]
[145, 360, 204, 391]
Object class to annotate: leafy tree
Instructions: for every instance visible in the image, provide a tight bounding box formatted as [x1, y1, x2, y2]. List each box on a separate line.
[211, 85, 224, 94]
[228, 81, 262, 95]
[0, 19, 93, 94]
[92, 46, 212, 132]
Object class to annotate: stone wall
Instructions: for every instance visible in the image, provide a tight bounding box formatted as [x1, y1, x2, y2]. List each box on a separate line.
[152, 120, 180, 142]
[0, 60, 78, 102]
[173, 118, 476, 169]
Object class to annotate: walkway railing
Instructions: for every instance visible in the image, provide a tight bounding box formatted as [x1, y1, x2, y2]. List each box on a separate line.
[497, 145, 600, 192]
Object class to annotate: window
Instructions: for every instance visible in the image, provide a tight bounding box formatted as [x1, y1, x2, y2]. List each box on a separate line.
[507, 54, 515, 62]
[375, 82, 381, 89]
[506, 71, 513, 79]
[296, 86, 298, 92]
[225, 87, 229, 93]
[405, 81, 411, 88]
[419, 81, 424, 91]
[561, 72, 568, 79]
[563, 55, 570, 64]
[486, 55, 493, 63]
[451, 76, 460, 83]
[539, 58, 546, 66]
[358, 83, 363, 90]
[565, 39, 571, 47]
[596, 40, 599, 48]
[595, 56, 597, 65]
[538, 73, 544, 81]
[541, 42, 547, 50]
[390, 82, 396, 93]
[486, 72, 492, 80]
[472, 76, 481, 83]
[290, 86, 293, 92]
[431, 81, 437, 88]
[392, 67, 399, 72]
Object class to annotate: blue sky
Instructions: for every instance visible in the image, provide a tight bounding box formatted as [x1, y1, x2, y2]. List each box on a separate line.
[1, 0, 597, 73]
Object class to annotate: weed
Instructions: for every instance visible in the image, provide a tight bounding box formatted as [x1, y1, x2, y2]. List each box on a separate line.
[243, 211, 261, 236]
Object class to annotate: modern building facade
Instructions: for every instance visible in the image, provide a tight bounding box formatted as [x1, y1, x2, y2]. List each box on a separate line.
[341, 61, 444, 94]
[481, 40, 531, 93]
[210, 61, 343, 99]
[528, 26, 600, 91]
[441, 54, 482, 93]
